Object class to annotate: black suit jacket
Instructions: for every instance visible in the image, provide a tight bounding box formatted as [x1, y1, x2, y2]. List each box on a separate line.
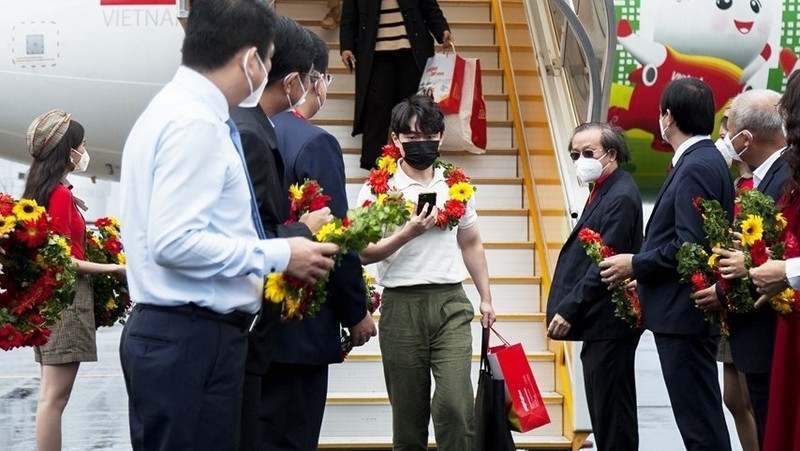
[231, 106, 312, 375]
[340, 0, 449, 134]
[272, 111, 367, 365]
[546, 169, 644, 341]
[728, 154, 790, 373]
[633, 138, 735, 335]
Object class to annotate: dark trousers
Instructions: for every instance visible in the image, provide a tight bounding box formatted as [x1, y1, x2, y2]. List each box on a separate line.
[259, 362, 329, 451]
[653, 333, 731, 451]
[580, 333, 641, 451]
[360, 49, 422, 170]
[745, 371, 770, 448]
[240, 374, 263, 451]
[120, 304, 249, 451]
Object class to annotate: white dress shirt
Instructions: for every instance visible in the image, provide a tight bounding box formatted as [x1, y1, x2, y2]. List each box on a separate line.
[787, 258, 800, 290]
[752, 147, 785, 189]
[671, 135, 712, 167]
[120, 66, 290, 314]
[357, 161, 478, 288]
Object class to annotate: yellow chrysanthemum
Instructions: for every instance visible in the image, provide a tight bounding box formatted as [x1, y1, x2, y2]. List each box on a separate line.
[376, 156, 397, 175]
[770, 289, 796, 315]
[103, 226, 116, 236]
[363, 269, 375, 285]
[265, 273, 287, 303]
[12, 199, 44, 222]
[376, 193, 387, 205]
[740, 214, 764, 247]
[105, 298, 116, 311]
[776, 213, 788, 232]
[54, 236, 71, 256]
[117, 252, 127, 265]
[108, 216, 121, 228]
[449, 182, 474, 202]
[284, 298, 302, 319]
[405, 201, 414, 214]
[707, 254, 719, 268]
[288, 183, 303, 201]
[315, 222, 338, 242]
[0, 215, 16, 234]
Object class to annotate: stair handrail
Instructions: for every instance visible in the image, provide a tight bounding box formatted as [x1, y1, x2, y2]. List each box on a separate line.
[489, 0, 552, 297]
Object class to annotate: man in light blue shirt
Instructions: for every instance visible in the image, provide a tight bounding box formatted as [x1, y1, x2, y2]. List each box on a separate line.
[118, 1, 338, 449]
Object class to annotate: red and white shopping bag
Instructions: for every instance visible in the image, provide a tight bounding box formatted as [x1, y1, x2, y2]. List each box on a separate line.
[417, 51, 465, 114]
[441, 55, 487, 154]
[486, 327, 551, 432]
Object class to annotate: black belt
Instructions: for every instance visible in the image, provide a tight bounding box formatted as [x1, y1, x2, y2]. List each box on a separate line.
[137, 303, 260, 332]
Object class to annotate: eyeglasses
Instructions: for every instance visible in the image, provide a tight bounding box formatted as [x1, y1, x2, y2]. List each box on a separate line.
[569, 148, 605, 161]
[310, 73, 333, 86]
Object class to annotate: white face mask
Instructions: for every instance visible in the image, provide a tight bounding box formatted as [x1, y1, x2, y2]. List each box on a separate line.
[239, 50, 268, 108]
[71, 148, 90, 173]
[722, 130, 749, 162]
[659, 114, 670, 141]
[285, 73, 307, 110]
[714, 138, 733, 168]
[575, 152, 608, 186]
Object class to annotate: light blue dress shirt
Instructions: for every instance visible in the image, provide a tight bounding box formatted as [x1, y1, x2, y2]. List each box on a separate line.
[120, 66, 290, 314]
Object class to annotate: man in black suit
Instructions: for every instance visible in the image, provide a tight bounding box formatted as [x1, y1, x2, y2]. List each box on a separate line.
[600, 78, 735, 450]
[260, 30, 378, 451]
[340, 0, 453, 169]
[694, 89, 790, 447]
[547, 123, 643, 451]
[231, 16, 333, 451]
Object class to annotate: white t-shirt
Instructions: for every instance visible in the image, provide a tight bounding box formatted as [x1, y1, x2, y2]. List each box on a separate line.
[357, 162, 478, 288]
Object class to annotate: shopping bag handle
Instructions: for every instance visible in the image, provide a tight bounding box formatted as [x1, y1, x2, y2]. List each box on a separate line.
[480, 326, 491, 371]
[489, 326, 511, 347]
[441, 43, 457, 56]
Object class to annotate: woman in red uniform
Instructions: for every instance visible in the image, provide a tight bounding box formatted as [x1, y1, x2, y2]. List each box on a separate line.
[23, 110, 126, 451]
[761, 71, 800, 451]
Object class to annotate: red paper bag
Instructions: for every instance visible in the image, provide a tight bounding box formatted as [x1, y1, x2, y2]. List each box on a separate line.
[487, 329, 550, 432]
[417, 52, 465, 114]
[441, 57, 486, 154]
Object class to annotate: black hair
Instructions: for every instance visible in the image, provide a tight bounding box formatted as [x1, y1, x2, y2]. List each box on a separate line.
[181, 0, 277, 71]
[309, 32, 329, 74]
[570, 122, 632, 164]
[779, 70, 800, 198]
[390, 95, 445, 136]
[659, 78, 715, 136]
[23, 121, 85, 208]
[265, 15, 316, 86]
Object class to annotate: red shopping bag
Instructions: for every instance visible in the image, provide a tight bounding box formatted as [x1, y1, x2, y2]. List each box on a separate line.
[441, 56, 486, 154]
[486, 327, 550, 432]
[417, 51, 465, 114]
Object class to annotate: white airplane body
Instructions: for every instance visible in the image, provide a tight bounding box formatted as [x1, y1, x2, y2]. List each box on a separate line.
[0, 0, 185, 180]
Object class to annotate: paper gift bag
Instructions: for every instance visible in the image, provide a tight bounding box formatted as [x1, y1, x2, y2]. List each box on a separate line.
[486, 327, 550, 433]
[441, 56, 487, 154]
[475, 327, 516, 451]
[417, 51, 465, 114]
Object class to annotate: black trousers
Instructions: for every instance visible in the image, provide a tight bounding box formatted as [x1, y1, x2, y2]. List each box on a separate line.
[580, 333, 641, 451]
[745, 371, 770, 448]
[654, 333, 732, 451]
[360, 49, 422, 170]
[120, 304, 249, 451]
[259, 362, 329, 451]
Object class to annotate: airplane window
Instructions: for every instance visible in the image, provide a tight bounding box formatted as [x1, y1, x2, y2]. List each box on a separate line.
[26, 35, 44, 55]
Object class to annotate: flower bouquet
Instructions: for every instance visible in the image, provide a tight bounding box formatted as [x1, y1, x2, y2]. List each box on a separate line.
[340, 269, 382, 360]
[85, 216, 130, 327]
[676, 242, 728, 335]
[265, 181, 410, 320]
[577, 228, 642, 328]
[0, 194, 76, 350]
[369, 144, 476, 230]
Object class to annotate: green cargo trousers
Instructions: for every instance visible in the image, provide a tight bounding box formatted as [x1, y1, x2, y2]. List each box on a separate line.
[379, 283, 476, 451]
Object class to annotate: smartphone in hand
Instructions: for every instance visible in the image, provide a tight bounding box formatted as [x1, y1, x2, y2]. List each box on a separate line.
[416, 192, 437, 216]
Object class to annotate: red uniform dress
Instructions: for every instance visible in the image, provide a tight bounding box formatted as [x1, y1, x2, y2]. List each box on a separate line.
[763, 192, 800, 451]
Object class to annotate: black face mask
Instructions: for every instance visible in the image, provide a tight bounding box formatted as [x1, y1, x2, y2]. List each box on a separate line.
[402, 140, 440, 170]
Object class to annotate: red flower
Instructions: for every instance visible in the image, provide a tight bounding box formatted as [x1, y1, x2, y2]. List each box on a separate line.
[600, 245, 616, 259]
[341, 217, 352, 228]
[381, 143, 402, 161]
[368, 170, 391, 194]
[692, 196, 703, 213]
[785, 232, 800, 259]
[443, 199, 466, 219]
[0, 193, 14, 216]
[370, 292, 382, 313]
[750, 239, 769, 267]
[16, 216, 49, 248]
[0, 324, 23, 351]
[361, 199, 373, 207]
[435, 210, 448, 228]
[445, 167, 469, 186]
[578, 228, 602, 245]
[94, 217, 113, 228]
[309, 194, 331, 212]
[105, 235, 123, 255]
[25, 327, 51, 347]
[690, 272, 708, 291]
